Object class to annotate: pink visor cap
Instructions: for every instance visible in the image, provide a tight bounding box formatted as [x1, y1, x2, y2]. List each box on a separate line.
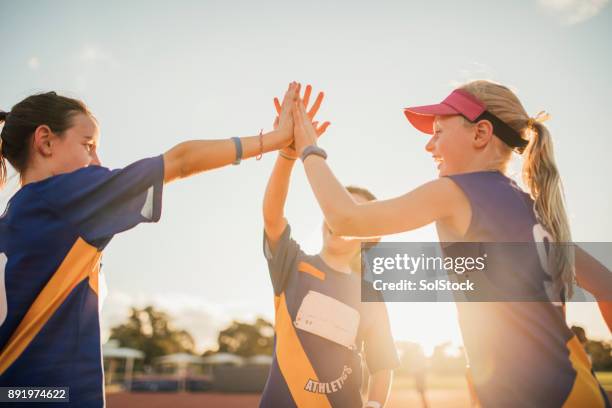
[403, 89, 486, 134]
[403, 88, 528, 152]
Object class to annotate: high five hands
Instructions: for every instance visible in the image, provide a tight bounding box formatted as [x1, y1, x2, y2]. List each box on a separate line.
[274, 83, 331, 159]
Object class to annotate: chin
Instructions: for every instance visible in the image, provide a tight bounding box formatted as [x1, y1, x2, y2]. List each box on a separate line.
[324, 239, 354, 254]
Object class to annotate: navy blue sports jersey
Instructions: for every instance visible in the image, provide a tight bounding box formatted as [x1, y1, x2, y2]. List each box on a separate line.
[0, 156, 164, 407]
[443, 171, 610, 408]
[260, 225, 399, 408]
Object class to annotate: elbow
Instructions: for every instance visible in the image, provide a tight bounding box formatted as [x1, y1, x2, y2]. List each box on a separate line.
[164, 142, 190, 182]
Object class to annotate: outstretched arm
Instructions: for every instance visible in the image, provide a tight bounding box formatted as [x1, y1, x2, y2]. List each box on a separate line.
[291, 97, 468, 238]
[163, 82, 299, 184]
[264, 85, 329, 253]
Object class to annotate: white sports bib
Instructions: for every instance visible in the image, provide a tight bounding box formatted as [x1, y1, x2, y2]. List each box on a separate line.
[294, 290, 360, 350]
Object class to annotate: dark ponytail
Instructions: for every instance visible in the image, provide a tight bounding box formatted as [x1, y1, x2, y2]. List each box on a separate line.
[0, 92, 90, 189]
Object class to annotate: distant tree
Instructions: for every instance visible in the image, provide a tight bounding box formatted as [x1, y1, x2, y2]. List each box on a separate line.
[586, 340, 612, 371]
[572, 325, 612, 371]
[109, 306, 195, 365]
[217, 317, 274, 357]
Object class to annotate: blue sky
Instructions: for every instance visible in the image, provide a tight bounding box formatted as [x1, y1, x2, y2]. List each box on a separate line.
[1, 0, 611, 353]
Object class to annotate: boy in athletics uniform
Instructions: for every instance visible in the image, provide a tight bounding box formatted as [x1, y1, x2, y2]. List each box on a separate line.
[260, 85, 399, 408]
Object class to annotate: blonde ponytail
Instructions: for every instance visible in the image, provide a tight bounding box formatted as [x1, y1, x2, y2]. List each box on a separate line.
[460, 80, 575, 299]
[522, 120, 574, 298]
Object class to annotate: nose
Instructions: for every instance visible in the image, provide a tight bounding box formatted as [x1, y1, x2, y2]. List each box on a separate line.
[425, 135, 436, 153]
[91, 151, 101, 166]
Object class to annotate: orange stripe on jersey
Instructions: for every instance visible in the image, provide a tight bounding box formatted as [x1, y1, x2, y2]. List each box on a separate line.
[298, 262, 326, 281]
[275, 293, 332, 408]
[0, 238, 101, 375]
[88, 256, 101, 295]
[274, 295, 280, 322]
[562, 336, 606, 408]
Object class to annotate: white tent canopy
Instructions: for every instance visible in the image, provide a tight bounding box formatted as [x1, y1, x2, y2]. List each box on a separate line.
[246, 354, 273, 365]
[201, 352, 244, 366]
[102, 341, 144, 360]
[155, 353, 206, 365]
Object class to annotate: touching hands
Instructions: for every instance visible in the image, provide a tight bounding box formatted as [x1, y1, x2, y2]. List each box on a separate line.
[273, 82, 300, 149]
[291, 87, 327, 156]
[273, 83, 330, 159]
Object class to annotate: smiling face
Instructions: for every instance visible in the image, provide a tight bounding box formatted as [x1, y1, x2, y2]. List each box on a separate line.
[43, 113, 101, 175]
[424, 115, 478, 177]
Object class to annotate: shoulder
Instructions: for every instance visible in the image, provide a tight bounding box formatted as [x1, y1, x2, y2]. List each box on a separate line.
[29, 165, 110, 195]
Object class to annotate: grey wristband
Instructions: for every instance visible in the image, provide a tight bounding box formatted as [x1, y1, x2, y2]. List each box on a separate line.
[231, 137, 242, 165]
[300, 145, 327, 162]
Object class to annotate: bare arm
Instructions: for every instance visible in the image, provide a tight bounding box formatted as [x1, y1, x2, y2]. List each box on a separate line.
[262, 155, 296, 252]
[302, 155, 467, 237]
[291, 97, 467, 238]
[575, 245, 612, 332]
[366, 369, 393, 408]
[163, 82, 299, 184]
[263, 85, 330, 252]
[163, 133, 284, 184]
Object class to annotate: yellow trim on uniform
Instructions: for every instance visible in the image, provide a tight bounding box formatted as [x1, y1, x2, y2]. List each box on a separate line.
[562, 335, 605, 408]
[0, 238, 101, 375]
[88, 257, 101, 295]
[298, 262, 326, 281]
[275, 293, 332, 408]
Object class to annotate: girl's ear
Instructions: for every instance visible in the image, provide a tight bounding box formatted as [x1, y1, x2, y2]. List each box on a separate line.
[473, 119, 494, 149]
[32, 125, 54, 157]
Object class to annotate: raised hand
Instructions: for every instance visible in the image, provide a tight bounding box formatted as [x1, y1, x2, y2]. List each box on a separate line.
[273, 84, 330, 158]
[274, 82, 300, 148]
[292, 91, 323, 157]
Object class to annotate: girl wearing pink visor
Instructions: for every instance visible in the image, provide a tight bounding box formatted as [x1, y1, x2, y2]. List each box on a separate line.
[291, 80, 611, 407]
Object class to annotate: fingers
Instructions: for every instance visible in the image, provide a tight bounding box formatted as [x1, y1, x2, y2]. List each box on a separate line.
[296, 97, 308, 119]
[308, 91, 324, 119]
[302, 84, 312, 108]
[291, 101, 301, 125]
[279, 82, 299, 117]
[316, 121, 331, 136]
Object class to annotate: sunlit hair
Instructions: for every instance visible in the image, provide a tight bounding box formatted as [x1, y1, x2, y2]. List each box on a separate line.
[346, 185, 376, 202]
[460, 80, 574, 298]
[0, 92, 91, 189]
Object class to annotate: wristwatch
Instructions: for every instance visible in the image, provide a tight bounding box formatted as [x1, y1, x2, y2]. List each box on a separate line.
[300, 145, 327, 162]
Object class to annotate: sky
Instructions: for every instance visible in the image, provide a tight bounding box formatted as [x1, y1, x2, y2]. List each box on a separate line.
[1, 0, 611, 355]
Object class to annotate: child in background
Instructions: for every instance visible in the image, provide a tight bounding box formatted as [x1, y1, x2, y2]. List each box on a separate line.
[260, 85, 399, 408]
